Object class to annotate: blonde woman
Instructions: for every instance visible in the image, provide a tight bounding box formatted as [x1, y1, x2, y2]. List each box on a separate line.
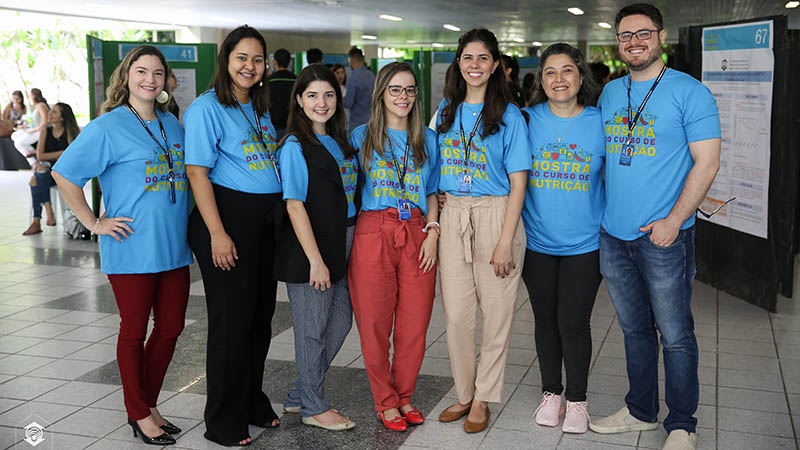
[53, 45, 191, 446]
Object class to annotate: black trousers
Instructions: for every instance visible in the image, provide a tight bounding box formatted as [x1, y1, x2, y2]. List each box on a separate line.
[521, 249, 601, 402]
[188, 184, 281, 444]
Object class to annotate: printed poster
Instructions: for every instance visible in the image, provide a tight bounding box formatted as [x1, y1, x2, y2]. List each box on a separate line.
[170, 68, 196, 123]
[700, 20, 773, 239]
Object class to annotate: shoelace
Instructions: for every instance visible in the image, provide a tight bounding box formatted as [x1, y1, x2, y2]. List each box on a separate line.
[532, 392, 559, 418]
[566, 401, 589, 419]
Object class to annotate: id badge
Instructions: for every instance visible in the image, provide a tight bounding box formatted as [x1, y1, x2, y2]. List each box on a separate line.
[618, 138, 633, 167]
[457, 172, 473, 194]
[397, 198, 412, 220]
[271, 157, 283, 183]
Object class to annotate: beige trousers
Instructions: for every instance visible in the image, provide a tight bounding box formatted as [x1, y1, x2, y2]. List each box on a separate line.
[438, 193, 525, 404]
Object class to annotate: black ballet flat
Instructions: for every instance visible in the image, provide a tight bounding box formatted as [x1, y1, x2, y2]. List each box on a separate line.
[204, 430, 252, 447]
[128, 418, 176, 446]
[160, 420, 182, 434]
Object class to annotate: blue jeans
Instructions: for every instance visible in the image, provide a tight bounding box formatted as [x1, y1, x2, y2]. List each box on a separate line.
[599, 227, 698, 434]
[31, 167, 56, 218]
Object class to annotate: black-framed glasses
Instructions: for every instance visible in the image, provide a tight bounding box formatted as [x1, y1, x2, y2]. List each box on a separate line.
[616, 29, 661, 42]
[697, 197, 736, 218]
[387, 85, 419, 97]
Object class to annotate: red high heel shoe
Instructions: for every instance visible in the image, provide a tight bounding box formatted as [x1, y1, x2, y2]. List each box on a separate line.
[377, 411, 408, 432]
[400, 408, 425, 425]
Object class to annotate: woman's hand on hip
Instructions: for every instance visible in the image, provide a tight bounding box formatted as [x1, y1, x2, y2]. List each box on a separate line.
[490, 239, 515, 278]
[96, 215, 135, 243]
[309, 261, 331, 291]
[210, 231, 238, 271]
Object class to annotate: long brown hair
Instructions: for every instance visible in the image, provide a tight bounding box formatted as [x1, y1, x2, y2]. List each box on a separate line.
[437, 28, 510, 138]
[360, 62, 426, 170]
[53, 103, 80, 144]
[101, 45, 170, 114]
[211, 25, 270, 116]
[529, 43, 600, 107]
[30, 88, 48, 107]
[280, 64, 355, 157]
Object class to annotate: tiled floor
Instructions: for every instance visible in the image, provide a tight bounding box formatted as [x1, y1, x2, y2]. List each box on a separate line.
[0, 170, 798, 450]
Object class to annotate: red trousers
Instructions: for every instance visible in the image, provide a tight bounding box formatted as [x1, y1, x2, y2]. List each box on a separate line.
[108, 266, 190, 420]
[348, 208, 436, 412]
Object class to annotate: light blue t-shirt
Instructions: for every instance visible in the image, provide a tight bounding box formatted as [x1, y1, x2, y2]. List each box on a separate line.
[521, 103, 606, 255]
[600, 68, 721, 240]
[184, 89, 281, 194]
[350, 125, 440, 215]
[278, 134, 359, 218]
[436, 100, 529, 196]
[53, 106, 193, 274]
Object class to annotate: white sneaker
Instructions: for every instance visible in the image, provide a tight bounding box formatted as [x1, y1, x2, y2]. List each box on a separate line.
[532, 392, 564, 427]
[588, 406, 658, 434]
[662, 430, 697, 450]
[562, 401, 589, 433]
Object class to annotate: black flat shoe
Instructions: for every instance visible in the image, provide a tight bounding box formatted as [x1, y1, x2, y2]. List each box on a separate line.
[204, 430, 251, 447]
[128, 418, 176, 446]
[160, 420, 182, 434]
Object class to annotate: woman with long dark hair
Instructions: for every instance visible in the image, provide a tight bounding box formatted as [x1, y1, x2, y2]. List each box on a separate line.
[275, 63, 359, 431]
[11, 88, 49, 158]
[348, 62, 440, 432]
[22, 102, 80, 235]
[521, 42, 604, 434]
[184, 25, 282, 446]
[435, 29, 529, 434]
[53, 45, 190, 446]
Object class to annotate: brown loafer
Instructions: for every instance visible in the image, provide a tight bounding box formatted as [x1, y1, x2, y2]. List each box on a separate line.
[463, 406, 490, 433]
[438, 402, 472, 423]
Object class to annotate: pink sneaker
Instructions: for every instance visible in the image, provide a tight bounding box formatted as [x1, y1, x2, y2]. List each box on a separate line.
[562, 401, 589, 433]
[533, 392, 564, 427]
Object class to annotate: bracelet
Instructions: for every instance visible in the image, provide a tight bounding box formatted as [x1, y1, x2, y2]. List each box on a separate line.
[422, 221, 441, 233]
[91, 218, 101, 235]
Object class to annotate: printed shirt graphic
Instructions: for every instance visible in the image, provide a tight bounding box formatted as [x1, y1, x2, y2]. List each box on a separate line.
[351, 125, 440, 215]
[521, 103, 606, 255]
[436, 100, 530, 197]
[53, 106, 193, 274]
[600, 69, 721, 240]
[184, 89, 281, 194]
[279, 134, 359, 218]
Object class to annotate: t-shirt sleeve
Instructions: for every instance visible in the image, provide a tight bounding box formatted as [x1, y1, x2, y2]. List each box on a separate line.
[349, 125, 366, 150]
[424, 130, 440, 195]
[501, 106, 531, 174]
[683, 82, 721, 143]
[277, 137, 309, 202]
[184, 97, 222, 168]
[52, 121, 113, 187]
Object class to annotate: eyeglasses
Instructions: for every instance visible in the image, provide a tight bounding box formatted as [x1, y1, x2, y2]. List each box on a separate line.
[387, 85, 419, 97]
[616, 29, 661, 42]
[696, 197, 736, 219]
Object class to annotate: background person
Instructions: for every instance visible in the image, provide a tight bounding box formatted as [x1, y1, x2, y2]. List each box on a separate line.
[348, 62, 440, 432]
[1, 90, 26, 134]
[343, 46, 375, 134]
[23, 102, 80, 236]
[306, 47, 323, 64]
[184, 25, 282, 447]
[268, 48, 297, 140]
[520, 43, 604, 434]
[275, 64, 359, 431]
[11, 88, 49, 159]
[52, 45, 190, 447]
[500, 55, 524, 107]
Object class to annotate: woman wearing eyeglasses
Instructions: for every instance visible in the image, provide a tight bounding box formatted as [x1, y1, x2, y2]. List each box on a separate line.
[348, 62, 440, 432]
[52, 45, 191, 447]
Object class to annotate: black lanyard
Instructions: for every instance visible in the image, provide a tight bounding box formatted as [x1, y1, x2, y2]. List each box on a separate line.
[459, 103, 483, 168]
[234, 102, 282, 183]
[127, 103, 176, 204]
[391, 143, 411, 194]
[625, 65, 667, 149]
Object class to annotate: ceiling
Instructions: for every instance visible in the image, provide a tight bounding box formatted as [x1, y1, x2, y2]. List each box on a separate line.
[2, 0, 797, 46]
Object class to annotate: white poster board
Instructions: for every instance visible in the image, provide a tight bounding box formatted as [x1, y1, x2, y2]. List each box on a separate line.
[171, 68, 196, 123]
[699, 20, 773, 239]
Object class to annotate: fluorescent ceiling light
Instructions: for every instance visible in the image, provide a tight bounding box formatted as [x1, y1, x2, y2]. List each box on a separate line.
[512, 38, 525, 43]
[568, 7, 585, 15]
[361, 34, 377, 40]
[786, 1, 800, 7]
[532, 41, 543, 46]
[432, 42, 444, 48]
[598, 22, 612, 29]
[378, 14, 403, 21]
[443, 24, 461, 31]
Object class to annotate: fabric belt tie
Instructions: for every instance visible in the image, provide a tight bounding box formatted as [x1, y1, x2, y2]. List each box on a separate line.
[446, 194, 495, 264]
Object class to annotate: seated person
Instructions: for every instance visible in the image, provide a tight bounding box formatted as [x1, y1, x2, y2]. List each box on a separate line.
[23, 103, 80, 235]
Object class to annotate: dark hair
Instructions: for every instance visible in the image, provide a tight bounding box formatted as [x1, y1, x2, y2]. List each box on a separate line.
[53, 102, 80, 143]
[212, 25, 270, 116]
[306, 48, 323, 64]
[30, 88, 48, 107]
[274, 48, 291, 68]
[522, 73, 535, 105]
[529, 43, 600, 107]
[348, 46, 364, 60]
[281, 64, 355, 157]
[10, 90, 26, 114]
[331, 63, 347, 85]
[438, 28, 510, 139]
[615, 3, 664, 30]
[500, 55, 520, 84]
[589, 62, 610, 86]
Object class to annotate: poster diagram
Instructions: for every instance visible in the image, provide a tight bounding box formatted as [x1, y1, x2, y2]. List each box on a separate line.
[700, 20, 773, 239]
